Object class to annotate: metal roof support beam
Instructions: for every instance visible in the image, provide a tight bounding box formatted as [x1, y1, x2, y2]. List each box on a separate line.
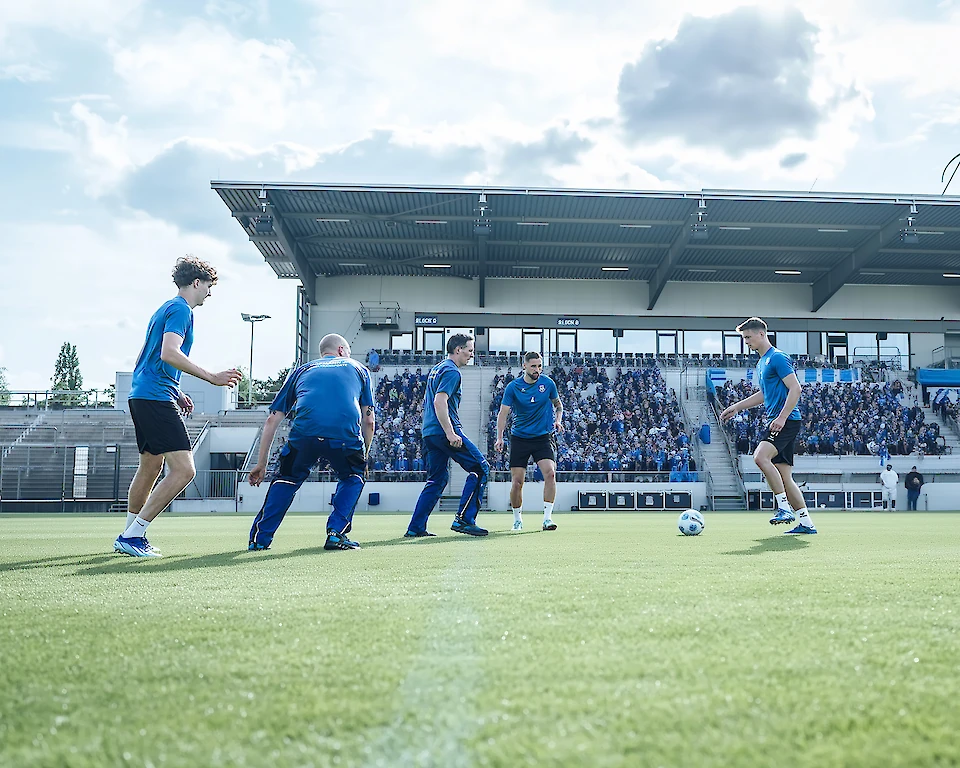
[478, 236, 487, 308]
[647, 204, 696, 310]
[811, 208, 907, 312]
[271, 209, 316, 304]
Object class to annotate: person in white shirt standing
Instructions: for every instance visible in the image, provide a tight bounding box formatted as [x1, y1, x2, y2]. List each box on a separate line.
[879, 463, 899, 510]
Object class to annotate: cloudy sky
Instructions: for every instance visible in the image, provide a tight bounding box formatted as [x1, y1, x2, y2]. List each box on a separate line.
[1, 0, 958, 391]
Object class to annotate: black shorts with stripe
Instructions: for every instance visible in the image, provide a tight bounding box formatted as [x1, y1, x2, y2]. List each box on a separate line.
[128, 398, 191, 455]
[760, 418, 802, 466]
[509, 434, 557, 468]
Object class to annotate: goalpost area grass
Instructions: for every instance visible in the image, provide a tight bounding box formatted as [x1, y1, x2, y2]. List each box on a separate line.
[2, 512, 958, 768]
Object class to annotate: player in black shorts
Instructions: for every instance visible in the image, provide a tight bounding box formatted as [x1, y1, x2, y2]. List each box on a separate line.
[114, 257, 241, 557]
[720, 317, 817, 534]
[494, 352, 563, 531]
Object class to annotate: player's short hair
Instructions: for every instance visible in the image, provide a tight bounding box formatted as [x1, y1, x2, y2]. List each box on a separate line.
[524, 351, 542, 362]
[172, 255, 218, 287]
[736, 317, 767, 334]
[447, 333, 473, 354]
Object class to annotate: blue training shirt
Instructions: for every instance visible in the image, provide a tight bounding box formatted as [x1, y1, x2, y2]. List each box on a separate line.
[129, 297, 194, 402]
[502, 375, 560, 438]
[270, 356, 374, 451]
[756, 346, 801, 421]
[422, 359, 462, 437]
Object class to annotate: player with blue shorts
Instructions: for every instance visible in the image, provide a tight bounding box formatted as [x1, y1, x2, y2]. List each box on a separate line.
[406, 334, 489, 537]
[494, 351, 563, 531]
[247, 334, 375, 551]
[721, 317, 817, 534]
[114, 256, 241, 558]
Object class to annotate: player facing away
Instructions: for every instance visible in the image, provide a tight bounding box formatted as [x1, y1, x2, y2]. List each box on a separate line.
[720, 317, 817, 534]
[115, 256, 242, 557]
[494, 351, 563, 531]
[406, 334, 490, 538]
[247, 334, 375, 551]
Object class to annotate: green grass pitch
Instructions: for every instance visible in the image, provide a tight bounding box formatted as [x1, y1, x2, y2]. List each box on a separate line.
[2, 512, 959, 767]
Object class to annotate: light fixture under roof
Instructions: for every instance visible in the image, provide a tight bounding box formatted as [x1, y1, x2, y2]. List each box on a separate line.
[944, 273, 960, 278]
[415, 220, 448, 224]
[775, 270, 802, 275]
[860, 271, 886, 276]
[718, 226, 751, 231]
[601, 267, 629, 271]
[512, 265, 540, 270]
[817, 228, 848, 233]
[686, 268, 717, 273]
[517, 221, 549, 226]
[339, 262, 366, 267]
[619, 224, 652, 228]
[423, 263, 451, 268]
[316, 218, 350, 223]
[917, 231, 945, 236]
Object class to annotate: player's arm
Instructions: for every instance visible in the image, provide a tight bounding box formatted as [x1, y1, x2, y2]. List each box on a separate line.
[495, 405, 511, 452]
[434, 392, 462, 448]
[551, 396, 563, 430]
[248, 410, 286, 486]
[361, 405, 375, 457]
[771, 372, 802, 431]
[160, 332, 241, 387]
[720, 390, 764, 422]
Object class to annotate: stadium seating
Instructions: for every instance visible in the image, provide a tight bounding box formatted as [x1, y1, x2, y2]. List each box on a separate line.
[486, 364, 697, 479]
[716, 379, 944, 456]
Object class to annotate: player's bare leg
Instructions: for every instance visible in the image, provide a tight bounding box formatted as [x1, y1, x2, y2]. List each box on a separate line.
[510, 467, 525, 530]
[753, 441, 795, 525]
[538, 458, 558, 530]
[776, 463, 817, 534]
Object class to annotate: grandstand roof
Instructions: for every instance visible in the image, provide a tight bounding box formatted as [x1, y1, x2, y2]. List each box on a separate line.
[212, 182, 960, 311]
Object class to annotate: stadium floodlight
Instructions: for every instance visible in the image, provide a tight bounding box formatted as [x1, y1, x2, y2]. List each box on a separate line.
[901, 215, 919, 244]
[775, 270, 802, 275]
[241, 313, 271, 408]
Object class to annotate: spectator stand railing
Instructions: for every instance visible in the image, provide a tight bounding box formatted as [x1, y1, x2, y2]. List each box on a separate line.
[708, 394, 749, 498]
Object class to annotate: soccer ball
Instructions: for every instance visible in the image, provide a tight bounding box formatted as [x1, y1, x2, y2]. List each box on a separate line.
[677, 509, 705, 536]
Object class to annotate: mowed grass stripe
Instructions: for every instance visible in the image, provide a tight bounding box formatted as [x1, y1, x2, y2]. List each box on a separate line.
[1, 513, 959, 767]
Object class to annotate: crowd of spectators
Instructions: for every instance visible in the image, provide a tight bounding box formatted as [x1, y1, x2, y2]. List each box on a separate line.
[366, 369, 428, 476]
[487, 364, 697, 480]
[718, 378, 945, 456]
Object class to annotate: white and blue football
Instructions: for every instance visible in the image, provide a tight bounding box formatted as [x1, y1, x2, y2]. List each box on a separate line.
[677, 509, 705, 536]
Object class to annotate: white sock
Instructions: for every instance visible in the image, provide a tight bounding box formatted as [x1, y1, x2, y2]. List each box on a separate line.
[512, 507, 522, 523]
[125, 512, 138, 529]
[775, 492, 789, 509]
[122, 517, 150, 539]
[543, 502, 555, 521]
[796, 508, 814, 526]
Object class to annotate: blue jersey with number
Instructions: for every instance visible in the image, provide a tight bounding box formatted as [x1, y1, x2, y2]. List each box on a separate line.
[270, 356, 374, 451]
[129, 297, 194, 402]
[422, 359, 462, 437]
[756, 347, 801, 421]
[502, 375, 560, 438]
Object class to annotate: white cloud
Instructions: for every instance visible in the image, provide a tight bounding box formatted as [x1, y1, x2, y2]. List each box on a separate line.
[0, 63, 51, 82]
[65, 103, 135, 196]
[0, 213, 296, 390]
[111, 21, 319, 142]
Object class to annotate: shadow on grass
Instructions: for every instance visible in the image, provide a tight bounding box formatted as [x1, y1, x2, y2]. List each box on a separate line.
[722, 535, 811, 556]
[68, 529, 524, 576]
[0, 553, 117, 573]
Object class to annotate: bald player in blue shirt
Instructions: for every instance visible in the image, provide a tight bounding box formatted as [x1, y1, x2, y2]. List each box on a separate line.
[721, 317, 817, 534]
[406, 333, 490, 537]
[247, 334, 375, 551]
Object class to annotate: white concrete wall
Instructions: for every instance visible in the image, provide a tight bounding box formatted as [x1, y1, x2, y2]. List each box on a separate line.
[910, 333, 945, 369]
[207, 427, 259, 453]
[114, 372, 237, 412]
[176, 481, 706, 515]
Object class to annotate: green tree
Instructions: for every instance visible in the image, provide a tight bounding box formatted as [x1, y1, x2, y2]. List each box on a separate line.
[0, 366, 10, 407]
[51, 342, 84, 407]
[101, 383, 116, 408]
[254, 367, 291, 404]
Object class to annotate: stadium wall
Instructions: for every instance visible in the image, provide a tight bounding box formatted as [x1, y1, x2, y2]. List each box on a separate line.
[176, 481, 708, 515]
[307, 277, 955, 366]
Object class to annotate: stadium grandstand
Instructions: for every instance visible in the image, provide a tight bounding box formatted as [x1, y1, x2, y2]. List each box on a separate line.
[6, 183, 960, 514]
